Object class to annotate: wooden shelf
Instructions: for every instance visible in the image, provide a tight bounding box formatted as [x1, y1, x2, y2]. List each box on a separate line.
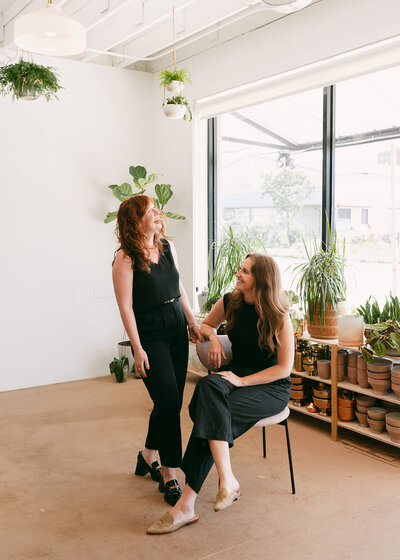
[337, 419, 400, 448]
[288, 401, 332, 423]
[337, 379, 400, 405]
[292, 369, 332, 385]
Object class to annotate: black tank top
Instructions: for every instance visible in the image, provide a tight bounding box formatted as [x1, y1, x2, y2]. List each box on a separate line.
[223, 292, 278, 372]
[132, 239, 181, 312]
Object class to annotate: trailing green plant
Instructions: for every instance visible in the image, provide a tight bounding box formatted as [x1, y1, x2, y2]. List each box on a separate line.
[361, 320, 400, 362]
[104, 165, 185, 223]
[355, 293, 400, 324]
[203, 226, 266, 312]
[292, 223, 346, 323]
[159, 67, 192, 87]
[166, 95, 192, 122]
[0, 59, 62, 101]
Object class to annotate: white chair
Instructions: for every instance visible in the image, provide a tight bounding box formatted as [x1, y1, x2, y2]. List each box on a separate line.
[196, 335, 296, 494]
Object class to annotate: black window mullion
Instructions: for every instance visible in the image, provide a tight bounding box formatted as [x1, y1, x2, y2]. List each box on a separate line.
[322, 85, 336, 249]
[207, 117, 218, 270]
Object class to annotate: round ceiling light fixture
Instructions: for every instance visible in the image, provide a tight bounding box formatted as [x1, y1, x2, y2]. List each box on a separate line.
[14, 1, 86, 57]
[261, 0, 313, 14]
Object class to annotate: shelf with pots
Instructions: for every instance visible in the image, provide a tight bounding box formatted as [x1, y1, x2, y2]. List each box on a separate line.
[336, 418, 400, 449]
[288, 400, 332, 424]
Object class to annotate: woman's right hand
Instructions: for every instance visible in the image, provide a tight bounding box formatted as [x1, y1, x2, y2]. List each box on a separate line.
[207, 334, 226, 370]
[134, 347, 150, 378]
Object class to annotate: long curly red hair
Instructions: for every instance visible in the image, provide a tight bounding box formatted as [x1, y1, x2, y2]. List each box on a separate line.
[115, 195, 169, 273]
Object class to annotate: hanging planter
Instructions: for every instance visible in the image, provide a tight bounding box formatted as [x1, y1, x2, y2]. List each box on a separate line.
[0, 58, 62, 102]
[159, 68, 192, 95]
[163, 95, 192, 121]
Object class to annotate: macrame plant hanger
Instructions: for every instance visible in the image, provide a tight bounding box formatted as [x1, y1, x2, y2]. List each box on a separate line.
[162, 6, 182, 109]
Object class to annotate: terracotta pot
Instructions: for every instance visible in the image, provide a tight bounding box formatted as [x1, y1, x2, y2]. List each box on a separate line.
[386, 424, 400, 442]
[391, 364, 400, 375]
[337, 364, 345, 382]
[290, 376, 304, 385]
[356, 394, 376, 407]
[366, 370, 391, 380]
[291, 389, 305, 399]
[347, 350, 362, 367]
[367, 407, 387, 420]
[313, 387, 331, 399]
[355, 410, 369, 427]
[367, 357, 392, 373]
[391, 382, 400, 400]
[368, 377, 391, 395]
[347, 365, 358, 384]
[317, 360, 331, 379]
[337, 350, 347, 364]
[386, 412, 400, 427]
[357, 369, 370, 388]
[391, 370, 400, 382]
[338, 396, 356, 408]
[307, 304, 338, 339]
[338, 406, 355, 421]
[367, 417, 385, 433]
[357, 355, 367, 371]
[357, 403, 368, 413]
[313, 396, 331, 409]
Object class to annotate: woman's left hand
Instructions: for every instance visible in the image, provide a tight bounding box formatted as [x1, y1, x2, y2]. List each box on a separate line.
[214, 370, 243, 387]
[188, 324, 203, 343]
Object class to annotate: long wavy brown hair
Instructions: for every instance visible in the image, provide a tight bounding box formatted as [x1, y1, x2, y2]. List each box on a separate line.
[225, 253, 289, 354]
[115, 195, 169, 273]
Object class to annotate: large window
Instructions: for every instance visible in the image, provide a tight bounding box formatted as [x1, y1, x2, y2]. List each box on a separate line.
[210, 65, 400, 309]
[215, 88, 323, 290]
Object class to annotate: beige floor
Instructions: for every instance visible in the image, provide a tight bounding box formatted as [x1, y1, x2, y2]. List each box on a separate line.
[1, 372, 399, 560]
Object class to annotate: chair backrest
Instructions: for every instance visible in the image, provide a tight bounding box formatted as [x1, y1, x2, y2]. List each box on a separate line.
[196, 334, 233, 369]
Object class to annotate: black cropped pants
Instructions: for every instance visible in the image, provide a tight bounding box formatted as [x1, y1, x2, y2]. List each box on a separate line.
[134, 300, 188, 468]
[181, 372, 291, 494]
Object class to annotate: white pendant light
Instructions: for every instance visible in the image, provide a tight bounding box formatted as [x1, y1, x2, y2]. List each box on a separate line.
[261, 0, 313, 13]
[14, 1, 86, 57]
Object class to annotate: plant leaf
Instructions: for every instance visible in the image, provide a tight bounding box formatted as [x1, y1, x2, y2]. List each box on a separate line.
[104, 211, 117, 223]
[147, 173, 162, 184]
[164, 211, 186, 220]
[129, 166, 146, 180]
[112, 182, 132, 201]
[155, 183, 173, 206]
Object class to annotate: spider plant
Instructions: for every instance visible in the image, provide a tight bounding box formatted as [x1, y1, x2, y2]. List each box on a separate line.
[292, 224, 346, 324]
[203, 226, 266, 312]
[355, 293, 400, 324]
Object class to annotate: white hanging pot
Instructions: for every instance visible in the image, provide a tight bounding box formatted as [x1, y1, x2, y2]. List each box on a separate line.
[18, 86, 40, 100]
[163, 103, 186, 120]
[165, 80, 183, 94]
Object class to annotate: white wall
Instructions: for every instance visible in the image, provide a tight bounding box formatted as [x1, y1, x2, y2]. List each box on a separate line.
[0, 56, 153, 391]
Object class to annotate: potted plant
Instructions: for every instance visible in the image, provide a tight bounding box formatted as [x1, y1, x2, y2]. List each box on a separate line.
[159, 67, 192, 94]
[361, 320, 400, 361]
[293, 226, 346, 339]
[355, 294, 400, 324]
[109, 356, 129, 383]
[163, 95, 192, 121]
[202, 226, 266, 313]
[0, 59, 62, 101]
[104, 165, 186, 223]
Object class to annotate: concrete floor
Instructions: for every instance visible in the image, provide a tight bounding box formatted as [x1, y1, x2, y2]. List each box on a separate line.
[1, 373, 399, 560]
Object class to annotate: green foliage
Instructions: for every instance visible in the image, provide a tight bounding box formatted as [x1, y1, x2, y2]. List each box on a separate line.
[292, 224, 346, 323]
[0, 59, 62, 101]
[355, 293, 400, 323]
[104, 165, 185, 223]
[362, 320, 400, 361]
[262, 168, 315, 246]
[166, 95, 192, 122]
[109, 356, 128, 383]
[159, 67, 192, 87]
[203, 227, 266, 312]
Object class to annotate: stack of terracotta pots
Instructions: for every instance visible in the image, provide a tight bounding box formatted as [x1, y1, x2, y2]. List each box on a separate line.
[367, 406, 387, 433]
[316, 359, 330, 380]
[355, 394, 376, 426]
[391, 365, 400, 400]
[367, 358, 392, 395]
[356, 355, 369, 388]
[290, 374, 307, 406]
[386, 411, 400, 442]
[312, 382, 331, 416]
[347, 350, 361, 384]
[338, 390, 355, 421]
[337, 350, 347, 381]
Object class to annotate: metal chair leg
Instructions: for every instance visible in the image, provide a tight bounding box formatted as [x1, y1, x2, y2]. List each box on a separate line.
[282, 419, 296, 495]
[262, 426, 266, 458]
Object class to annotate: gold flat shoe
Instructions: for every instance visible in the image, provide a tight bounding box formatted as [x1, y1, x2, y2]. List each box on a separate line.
[214, 487, 242, 512]
[147, 511, 199, 535]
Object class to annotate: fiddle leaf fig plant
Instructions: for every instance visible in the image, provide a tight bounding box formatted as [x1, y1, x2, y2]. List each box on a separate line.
[104, 165, 185, 223]
[0, 59, 62, 101]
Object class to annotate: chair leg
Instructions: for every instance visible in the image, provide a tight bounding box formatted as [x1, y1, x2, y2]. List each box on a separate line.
[282, 419, 296, 495]
[262, 426, 266, 458]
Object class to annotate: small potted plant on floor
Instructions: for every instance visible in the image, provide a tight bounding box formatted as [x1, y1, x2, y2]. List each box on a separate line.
[0, 59, 62, 101]
[163, 95, 192, 121]
[293, 225, 346, 339]
[159, 67, 192, 95]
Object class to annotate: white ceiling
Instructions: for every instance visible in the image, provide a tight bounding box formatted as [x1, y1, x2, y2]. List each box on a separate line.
[0, 0, 321, 73]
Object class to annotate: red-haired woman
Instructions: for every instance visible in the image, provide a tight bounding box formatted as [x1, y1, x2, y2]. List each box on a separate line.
[112, 195, 202, 506]
[147, 253, 294, 533]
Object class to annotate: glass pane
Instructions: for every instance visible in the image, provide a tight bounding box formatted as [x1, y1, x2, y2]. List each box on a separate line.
[336, 65, 400, 310]
[217, 88, 323, 291]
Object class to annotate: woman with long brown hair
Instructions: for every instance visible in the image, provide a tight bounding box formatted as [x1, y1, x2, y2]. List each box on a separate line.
[147, 253, 294, 534]
[112, 195, 202, 506]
